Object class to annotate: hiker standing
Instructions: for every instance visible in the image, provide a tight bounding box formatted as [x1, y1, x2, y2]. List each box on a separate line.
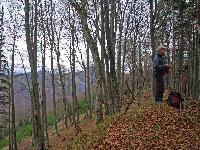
[153, 45, 170, 102]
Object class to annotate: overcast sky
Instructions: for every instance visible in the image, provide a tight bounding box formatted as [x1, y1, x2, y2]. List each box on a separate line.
[1, 0, 91, 74]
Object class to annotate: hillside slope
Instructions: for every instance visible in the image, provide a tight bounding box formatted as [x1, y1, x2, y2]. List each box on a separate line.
[13, 92, 200, 150]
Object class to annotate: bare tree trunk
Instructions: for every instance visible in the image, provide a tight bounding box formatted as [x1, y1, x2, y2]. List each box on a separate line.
[172, 2, 176, 91]
[86, 46, 92, 119]
[83, 66, 88, 118]
[121, 7, 132, 102]
[24, 3, 36, 145]
[48, 1, 60, 137]
[104, 0, 119, 112]
[51, 43, 60, 137]
[117, 3, 123, 102]
[178, 2, 184, 93]
[50, 31, 60, 137]
[55, 23, 68, 129]
[188, 26, 193, 96]
[18, 50, 35, 146]
[8, 87, 12, 150]
[121, 33, 128, 102]
[131, 34, 136, 96]
[40, 2, 49, 146]
[41, 50, 49, 146]
[10, 28, 17, 150]
[24, 0, 45, 149]
[69, 43, 75, 124]
[144, 51, 148, 90]
[149, 0, 156, 96]
[166, 30, 171, 90]
[67, 1, 104, 123]
[71, 22, 79, 124]
[100, 0, 110, 115]
[195, 0, 200, 100]
[191, 26, 196, 99]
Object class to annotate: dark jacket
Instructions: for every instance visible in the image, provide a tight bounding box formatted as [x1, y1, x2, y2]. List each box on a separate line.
[153, 53, 166, 76]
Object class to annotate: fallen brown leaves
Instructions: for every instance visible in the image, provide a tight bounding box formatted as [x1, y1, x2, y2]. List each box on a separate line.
[14, 92, 200, 150]
[93, 101, 200, 150]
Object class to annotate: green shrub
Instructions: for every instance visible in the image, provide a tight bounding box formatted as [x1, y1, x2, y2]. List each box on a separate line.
[0, 124, 32, 149]
[47, 113, 56, 126]
[16, 124, 32, 143]
[18, 118, 31, 127]
[78, 97, 87, 114]
[47, 110, 63, 126]
[0, 137, 9, 149]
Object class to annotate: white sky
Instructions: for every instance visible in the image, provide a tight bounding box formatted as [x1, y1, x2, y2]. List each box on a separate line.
[1, 0, 92, 74]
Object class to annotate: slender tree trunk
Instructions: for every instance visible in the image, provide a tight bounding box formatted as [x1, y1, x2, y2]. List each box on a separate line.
[57, 51, 68, 129]
[196, 0, 200, 101]
[178, 2, 184, 93]
[11, 30, 17, 150]
[46, 1, 60, 137]
[83, 67, 88, 118]
[172, 2, 176, 91]
[41, 45, 49, 147]
[71, 23, 79, 123]
[56, 26, 68, 129]
[100, 0, 110, 115]
[24, 0, 45, 149]
[144, 51, 148, 90]
[131, 35, 136, 96]
[18, 51, 35, 146]
[41, 53, 49, 145]
[69, 44, 75, 125]
[121, 31, 128, 101]
[50, 34, 60, 137]
[166, 31, 171, 90]
[149, 0, 156, 96]
[191, 26, 196, 99]
[104, 0, 119, 112]
[8, 88, 12, 150]
[121, 9, 131, 102]
[40, 2, 49, 146]
[51, 45, 60, 137]
[68, 1, 103, 123]
[27, 3, 36, 145]
[117, 9, 123, 102]
[86, 46, 92, 119]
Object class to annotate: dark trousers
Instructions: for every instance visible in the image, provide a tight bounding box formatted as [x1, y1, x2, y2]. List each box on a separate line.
[155, 75, 164, 102]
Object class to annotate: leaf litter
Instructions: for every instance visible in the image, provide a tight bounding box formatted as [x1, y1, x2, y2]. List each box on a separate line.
[13, 91, 200, 150]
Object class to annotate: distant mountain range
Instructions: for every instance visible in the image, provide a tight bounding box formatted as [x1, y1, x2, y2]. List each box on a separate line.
[14, 70, 95, 121]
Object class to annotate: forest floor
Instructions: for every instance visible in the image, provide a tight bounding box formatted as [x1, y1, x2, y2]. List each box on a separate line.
[4, 91, 200, 150]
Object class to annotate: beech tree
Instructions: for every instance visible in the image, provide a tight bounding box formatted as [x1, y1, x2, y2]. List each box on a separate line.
[24, 0, 45, 148]
[0, 5, 9, 140]
[47, 0, 60, 137]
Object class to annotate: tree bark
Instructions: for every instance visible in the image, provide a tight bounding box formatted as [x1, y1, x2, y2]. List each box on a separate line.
[71, 22, 79, 124]
[149, 0, 156, 96]
[196, 0, 200, 101]
[86, 46, 92, 119]
[55, 23, 68, 129]
[67, 1, 103, 123]
[100, 0, 110, 115]
[104, 0, 119, 112]
[40, 2, 49, 146]
[24, 0, 45, 149]
[11, 28, 17, 150]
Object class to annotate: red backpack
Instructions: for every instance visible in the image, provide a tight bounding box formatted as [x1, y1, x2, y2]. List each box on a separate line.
[167, 91, 184, 108]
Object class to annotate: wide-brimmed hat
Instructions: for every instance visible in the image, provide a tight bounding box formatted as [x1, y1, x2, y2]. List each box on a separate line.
[156, 45, 167, 52]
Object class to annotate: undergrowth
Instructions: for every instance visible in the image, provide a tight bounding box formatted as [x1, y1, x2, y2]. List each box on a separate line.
[0, 96, 88, 149]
